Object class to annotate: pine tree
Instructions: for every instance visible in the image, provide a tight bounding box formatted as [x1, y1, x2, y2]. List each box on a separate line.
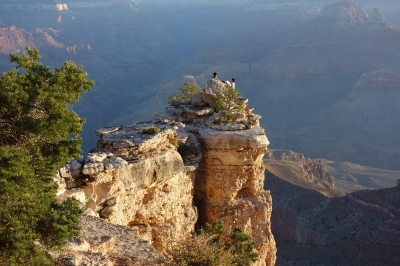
[168, 82, 200, 106]
[215, 86, 244, 125]
[0, 47, 94, 265]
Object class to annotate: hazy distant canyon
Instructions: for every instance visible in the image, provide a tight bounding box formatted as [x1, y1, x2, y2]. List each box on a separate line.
[1, 0, 400, 174]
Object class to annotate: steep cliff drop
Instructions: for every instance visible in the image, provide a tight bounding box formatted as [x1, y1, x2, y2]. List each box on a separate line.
[157, 78, 277, 265]
[195, 127, 276, 266]
[54, 78, 276, 265]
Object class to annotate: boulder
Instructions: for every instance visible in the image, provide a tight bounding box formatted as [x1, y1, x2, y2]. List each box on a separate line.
[191, 91, 207, 107]
[203, 79, 227, 108]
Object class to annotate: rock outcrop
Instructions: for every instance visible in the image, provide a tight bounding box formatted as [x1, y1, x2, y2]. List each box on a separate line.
[55, 120, 199, 256]
[195, 127, 276, 265]
[52, 215, 162, 266]
[264, 149, 334, 190]
[55, 80, 276, 265]
[157, 82, 276, 265]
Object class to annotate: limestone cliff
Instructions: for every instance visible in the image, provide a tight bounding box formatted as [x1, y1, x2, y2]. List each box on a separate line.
[56, 121, 199, 254]
[55, 79, 276, 265]
[194, 127, 276, 265]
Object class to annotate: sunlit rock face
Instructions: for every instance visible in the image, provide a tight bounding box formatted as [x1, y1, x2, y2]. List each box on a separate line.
[56, 121, 199, 254]
[153, 83, 276, 265]
[194, 127, 276, 266]
[56, 79, 277, 264]
[51, 215, 162, 266]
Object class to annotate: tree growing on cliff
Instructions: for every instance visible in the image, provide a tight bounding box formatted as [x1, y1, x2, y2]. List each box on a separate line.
[0, 47, 94, 265]
[168, 82, 200, 106]
[165, 220, 258, 266]
[215, 85, 244, 125]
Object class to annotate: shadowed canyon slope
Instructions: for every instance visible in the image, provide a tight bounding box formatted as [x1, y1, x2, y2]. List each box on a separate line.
[1, 0, 400, 170]
[264, 164, 400, 266]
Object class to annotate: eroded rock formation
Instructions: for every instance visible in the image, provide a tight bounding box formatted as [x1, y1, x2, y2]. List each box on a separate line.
[195, 127, 276, 265]
[56, 121, 199, 255]
[55, 80, 276, 265]
[265, 149, 335, 190]
[51, 215, 162, 266]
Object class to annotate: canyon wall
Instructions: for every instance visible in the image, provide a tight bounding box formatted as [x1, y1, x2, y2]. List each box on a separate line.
[265, 171, 400, 266]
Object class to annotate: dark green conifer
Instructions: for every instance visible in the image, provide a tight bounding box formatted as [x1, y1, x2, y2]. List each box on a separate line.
[0, 47, 94, 265]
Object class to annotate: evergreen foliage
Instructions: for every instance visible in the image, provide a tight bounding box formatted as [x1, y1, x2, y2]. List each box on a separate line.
[141, 126, 161, 135]
[165, 220, 258, 266]
[215, 86, 244, 125]
[168, 82, 200, 106]
[0, 47, 94, 265]
[164, 232, 236, 266]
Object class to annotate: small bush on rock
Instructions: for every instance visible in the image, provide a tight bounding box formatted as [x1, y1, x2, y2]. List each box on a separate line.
[168, 82, 200, 106]
[164, 220, 258, 266]
[169, 139, 179, 150]
[215, 86, 244, 125]
[141, 126, 160, 135]
[177, 143, 197, 162]
[164, 232, 236, 266]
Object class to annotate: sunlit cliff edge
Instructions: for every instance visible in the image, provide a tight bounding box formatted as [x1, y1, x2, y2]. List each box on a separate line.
[52, 79, 276, 265]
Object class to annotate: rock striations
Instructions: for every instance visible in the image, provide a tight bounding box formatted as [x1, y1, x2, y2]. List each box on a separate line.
[54, 79, 276, 265]
[195, 127, 276, 265]
[265, 149, 335, 191]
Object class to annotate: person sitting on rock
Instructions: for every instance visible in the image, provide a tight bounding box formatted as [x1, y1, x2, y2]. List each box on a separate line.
[212, 72, 218, 79]
[224, 80, 231, 86]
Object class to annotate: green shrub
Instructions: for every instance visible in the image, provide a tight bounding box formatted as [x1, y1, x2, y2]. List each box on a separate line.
[141, 126, 160, 135]
[168, 82, 200, 106]
[169, 139, 179, 150]
[177, 143, 197, 162]
[164, 232, 236, 266]
[164, 220, 258, 266]
[215, 86, 244, 125]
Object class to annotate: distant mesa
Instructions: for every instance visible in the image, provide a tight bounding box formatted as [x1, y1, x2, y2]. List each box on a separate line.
[319, 0, 368, 21]
[318, 0, 385, 27]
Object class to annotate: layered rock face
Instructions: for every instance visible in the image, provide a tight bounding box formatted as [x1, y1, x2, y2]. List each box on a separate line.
[56, 121, 199, 255]
[156, 80, 276, 265]
[52, 215, 162, 266]
[56, 80, 276, 265]
[195, 128, 276, 266]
